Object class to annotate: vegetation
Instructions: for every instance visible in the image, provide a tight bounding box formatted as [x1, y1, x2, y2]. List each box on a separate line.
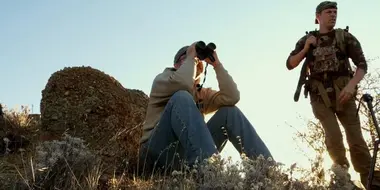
[0, 61, 379, 189]
[0, 112, 362, 190]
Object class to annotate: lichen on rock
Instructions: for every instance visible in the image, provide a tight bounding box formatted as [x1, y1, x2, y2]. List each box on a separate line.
[40, 66, 149, 174]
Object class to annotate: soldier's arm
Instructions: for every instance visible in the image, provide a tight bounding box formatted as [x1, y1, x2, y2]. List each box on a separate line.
[345, 32, 368, 73]
[345, 32, 368, 85]
[286, 35, 308, 70]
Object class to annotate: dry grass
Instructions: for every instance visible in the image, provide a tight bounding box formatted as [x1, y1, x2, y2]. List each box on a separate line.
[0, 106, 365, 190]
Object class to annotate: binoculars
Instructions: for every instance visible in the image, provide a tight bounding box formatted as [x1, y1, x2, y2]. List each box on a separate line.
[195, 41, 216, 62]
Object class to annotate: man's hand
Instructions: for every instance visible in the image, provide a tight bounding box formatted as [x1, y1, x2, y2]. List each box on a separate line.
[204, 51, 221, 67]
[339, 68, 366, 104]
[186, 42, 198, 58]
[304, 35, 317, 51]
[339, 83, 356, 104]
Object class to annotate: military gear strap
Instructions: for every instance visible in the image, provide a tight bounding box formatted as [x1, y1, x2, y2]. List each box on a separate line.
[311, 76, 345, 111]
[335, 26, 353, 74]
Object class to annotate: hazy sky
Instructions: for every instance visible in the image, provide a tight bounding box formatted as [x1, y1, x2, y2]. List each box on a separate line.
[1, 0, 379, 181]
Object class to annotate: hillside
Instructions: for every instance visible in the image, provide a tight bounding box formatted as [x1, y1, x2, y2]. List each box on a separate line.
[0, 66, 368, 189]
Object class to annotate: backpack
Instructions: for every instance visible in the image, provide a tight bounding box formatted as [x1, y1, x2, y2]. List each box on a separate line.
[335, 26, 349, 55]
[335, 26, 353, 71]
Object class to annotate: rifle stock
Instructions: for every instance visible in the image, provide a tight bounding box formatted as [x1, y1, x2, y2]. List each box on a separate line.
[294, 53, 312, 102]
[293, 32, 316, 102]
[293, 58, 309, 102]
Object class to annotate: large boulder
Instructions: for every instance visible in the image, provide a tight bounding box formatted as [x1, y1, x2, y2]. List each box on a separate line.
[40, 66, 149, 174]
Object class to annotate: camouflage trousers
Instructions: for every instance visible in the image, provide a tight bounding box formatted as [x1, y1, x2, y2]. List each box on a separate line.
[310, 92, 380, 188]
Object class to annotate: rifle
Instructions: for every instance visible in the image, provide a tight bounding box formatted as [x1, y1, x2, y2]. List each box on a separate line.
[362, 94, 380, 190]
[293, 31, 317, 102]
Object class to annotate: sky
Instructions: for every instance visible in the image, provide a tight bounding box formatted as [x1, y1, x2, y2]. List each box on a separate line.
[1, 0, 379, 181]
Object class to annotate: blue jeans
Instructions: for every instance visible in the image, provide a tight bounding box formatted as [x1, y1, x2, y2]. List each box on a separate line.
[139, 90, 272, 175]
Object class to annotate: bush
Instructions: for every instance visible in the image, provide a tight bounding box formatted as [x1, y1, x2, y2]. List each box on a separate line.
[18, 134, 102, 190]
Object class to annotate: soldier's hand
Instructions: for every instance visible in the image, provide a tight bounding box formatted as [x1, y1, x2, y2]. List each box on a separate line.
[304, 36, 317, 50]
[339, 83, 355, 104]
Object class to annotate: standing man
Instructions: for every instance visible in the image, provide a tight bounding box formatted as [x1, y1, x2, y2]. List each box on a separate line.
[139, 41, 272, 175]
[286, 1, 380, 189]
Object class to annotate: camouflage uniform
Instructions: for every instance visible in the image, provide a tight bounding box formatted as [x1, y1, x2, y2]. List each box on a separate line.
[287, 1, 380, 188]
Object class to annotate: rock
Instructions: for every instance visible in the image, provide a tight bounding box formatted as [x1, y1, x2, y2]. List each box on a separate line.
[40, 66, 149, 174]
[0, 104, 3, 116]
[0, 104, 4, 137]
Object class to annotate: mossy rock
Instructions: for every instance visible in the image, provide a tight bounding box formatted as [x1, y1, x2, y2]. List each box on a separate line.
[40, 66, 149, 174]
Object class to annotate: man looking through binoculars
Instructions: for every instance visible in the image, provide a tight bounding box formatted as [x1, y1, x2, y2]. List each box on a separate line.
[138, 41, 272, 174]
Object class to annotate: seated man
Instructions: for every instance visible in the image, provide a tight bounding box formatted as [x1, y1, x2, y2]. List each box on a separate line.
[138, 41, 272, 174]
